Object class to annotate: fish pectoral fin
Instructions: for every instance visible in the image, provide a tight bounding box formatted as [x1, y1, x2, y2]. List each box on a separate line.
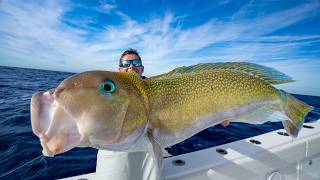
[147, 130, 164, 180]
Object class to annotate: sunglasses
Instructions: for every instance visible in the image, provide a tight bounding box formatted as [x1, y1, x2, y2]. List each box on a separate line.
[120, 59, 142, 67]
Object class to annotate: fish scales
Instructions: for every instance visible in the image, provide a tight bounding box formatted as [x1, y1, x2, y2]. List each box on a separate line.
[110, 72, 149, 137]
[145, 70, 279, 134]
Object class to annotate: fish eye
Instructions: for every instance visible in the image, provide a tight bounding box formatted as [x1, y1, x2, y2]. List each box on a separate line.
[99, 80, 116, 94]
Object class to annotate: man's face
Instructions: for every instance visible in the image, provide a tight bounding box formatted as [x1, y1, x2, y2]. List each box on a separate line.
[118, 54, 144, 76]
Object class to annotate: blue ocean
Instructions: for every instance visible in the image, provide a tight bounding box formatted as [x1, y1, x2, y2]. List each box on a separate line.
[0, 66, 319, 180]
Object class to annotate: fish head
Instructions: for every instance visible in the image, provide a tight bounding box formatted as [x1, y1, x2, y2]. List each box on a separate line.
[31, 71, 148, 156]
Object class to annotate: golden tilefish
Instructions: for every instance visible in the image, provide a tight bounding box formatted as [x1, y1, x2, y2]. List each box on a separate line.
[31, 62, 313, 158]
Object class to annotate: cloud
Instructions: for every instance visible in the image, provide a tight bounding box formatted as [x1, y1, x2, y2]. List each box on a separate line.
[239, 1, 320, 36]
[94, 0, 117, 14]
[0, 1, 114, 72]
[0, 0, 319, 92]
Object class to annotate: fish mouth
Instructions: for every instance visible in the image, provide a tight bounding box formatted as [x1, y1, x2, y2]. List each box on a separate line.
[31, 91, 82, 156]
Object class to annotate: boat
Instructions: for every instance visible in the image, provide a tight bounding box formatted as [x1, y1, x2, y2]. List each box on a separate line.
[61, 119, 320, 180]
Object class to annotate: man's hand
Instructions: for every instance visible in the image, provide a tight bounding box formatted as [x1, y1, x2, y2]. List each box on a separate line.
[220, 120, 230, 127]
[162, 149, 172, 157]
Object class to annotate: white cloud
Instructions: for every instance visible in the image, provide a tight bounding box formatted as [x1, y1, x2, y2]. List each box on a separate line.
[94, 0, 117, 14]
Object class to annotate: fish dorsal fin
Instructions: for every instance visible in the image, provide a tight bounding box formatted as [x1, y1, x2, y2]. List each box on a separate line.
[150, 62, 294, 84]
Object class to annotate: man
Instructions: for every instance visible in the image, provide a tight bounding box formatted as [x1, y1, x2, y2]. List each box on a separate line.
[118, 48, 145, 78]
[96, 49, 158, 180]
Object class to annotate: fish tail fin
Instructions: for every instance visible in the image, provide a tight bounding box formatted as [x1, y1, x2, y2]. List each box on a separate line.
[279, 90, 313, 137]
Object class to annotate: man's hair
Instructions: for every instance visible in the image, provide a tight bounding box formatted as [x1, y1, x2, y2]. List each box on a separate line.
[119, 48, 142, 66]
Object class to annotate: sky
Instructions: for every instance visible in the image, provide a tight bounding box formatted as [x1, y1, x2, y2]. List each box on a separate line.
[0, 0, 319, 96]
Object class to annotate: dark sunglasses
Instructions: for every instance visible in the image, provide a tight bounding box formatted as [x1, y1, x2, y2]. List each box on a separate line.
[120, 59, 142, 67]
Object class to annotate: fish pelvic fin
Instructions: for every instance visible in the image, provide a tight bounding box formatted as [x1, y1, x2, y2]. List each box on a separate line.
[279, 90, 313, 137]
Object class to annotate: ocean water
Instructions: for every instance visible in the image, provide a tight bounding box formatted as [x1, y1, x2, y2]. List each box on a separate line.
[0, 65, 319, 180]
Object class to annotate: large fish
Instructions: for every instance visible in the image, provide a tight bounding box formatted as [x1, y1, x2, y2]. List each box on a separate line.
[30, 62, 312, 176]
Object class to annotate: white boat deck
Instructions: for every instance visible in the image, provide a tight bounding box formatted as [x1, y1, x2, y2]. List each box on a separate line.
[61, 120, 320, 180]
